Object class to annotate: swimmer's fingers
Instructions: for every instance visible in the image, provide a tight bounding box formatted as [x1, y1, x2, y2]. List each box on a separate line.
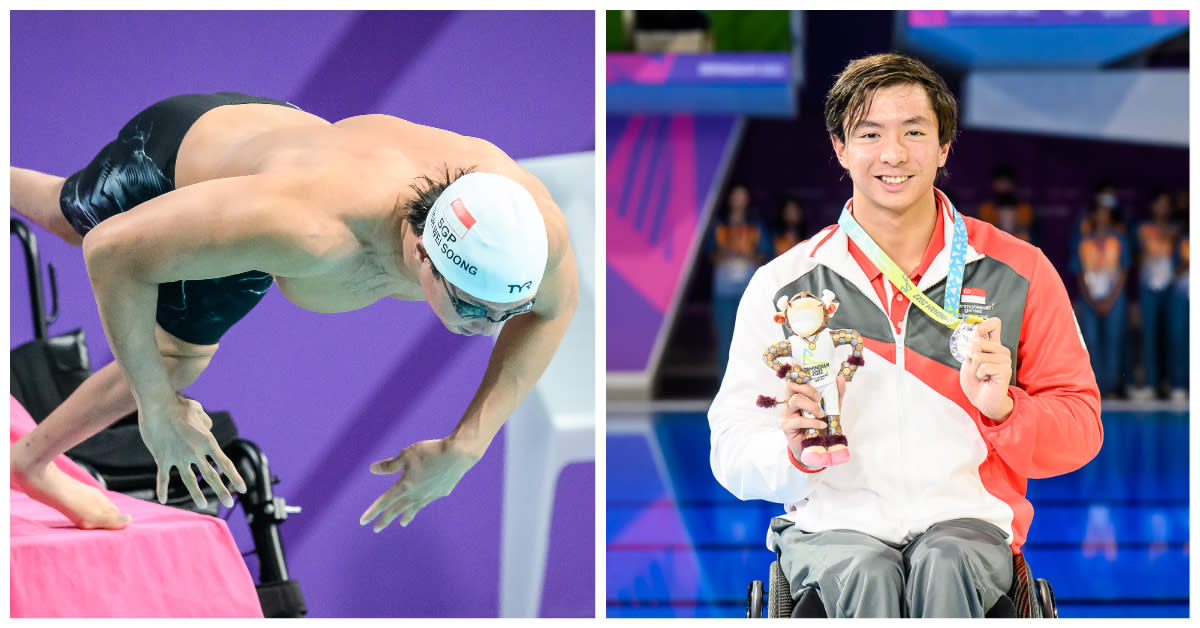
[180, 463, 208, 508]
[211, 447, 247, 494]
[781, 415, 827, 435]
[359, 503, 380, 527]
[398, 503, 426, 528]
[781, 387, 825, 419]
[156, 463, 171, 505]
[377, 501, 408, 532]
[378, 496, 426, 532]
[198, 457, 234, 508]
[370, 455, 404, 475]
[975, 316, 1002, 340]
[360, 486, 400, 527]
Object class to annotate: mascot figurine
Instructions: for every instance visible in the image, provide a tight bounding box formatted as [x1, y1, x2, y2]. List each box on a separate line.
[757, 289, 865, 468]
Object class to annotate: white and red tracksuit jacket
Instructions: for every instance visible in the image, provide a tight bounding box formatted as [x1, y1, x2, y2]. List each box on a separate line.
[708, 190, 1103, 552]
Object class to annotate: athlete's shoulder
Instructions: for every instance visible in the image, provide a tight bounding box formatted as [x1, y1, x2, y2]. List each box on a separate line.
[963, 215, 1045, 276]
[332, 113, 408, 129]
[333, 114, 477, 148]
[753, 225, 834, 283]
[766, 224, 839, 266]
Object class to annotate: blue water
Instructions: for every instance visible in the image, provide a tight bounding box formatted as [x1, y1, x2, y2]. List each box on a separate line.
[606, 408, 1189, 618]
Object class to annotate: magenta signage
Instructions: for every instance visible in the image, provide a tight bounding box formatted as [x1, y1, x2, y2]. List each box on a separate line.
[607, 52, 791, 85]
[606, 114, 739, 372]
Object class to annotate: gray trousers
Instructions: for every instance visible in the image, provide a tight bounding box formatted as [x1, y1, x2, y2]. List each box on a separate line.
[768, 517, 1013, 618]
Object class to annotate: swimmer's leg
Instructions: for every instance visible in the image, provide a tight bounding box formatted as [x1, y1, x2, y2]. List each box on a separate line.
[11, 326, 219, 529]
[10, 166, 81, 247]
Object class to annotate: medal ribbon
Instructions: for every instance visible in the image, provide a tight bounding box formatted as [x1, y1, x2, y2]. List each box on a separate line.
[838, 189, 983, 329]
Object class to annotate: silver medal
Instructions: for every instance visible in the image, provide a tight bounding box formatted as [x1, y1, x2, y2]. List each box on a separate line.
[950, 322, 975, 363]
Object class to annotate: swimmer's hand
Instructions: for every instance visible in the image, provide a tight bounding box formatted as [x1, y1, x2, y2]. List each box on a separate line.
[958, 317, 1015, 422]
[138, 396, 247, 508]
[359, 438, 479, 533]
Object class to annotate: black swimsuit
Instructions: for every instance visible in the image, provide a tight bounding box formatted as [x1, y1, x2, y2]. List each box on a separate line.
[59, 92, 300, 345]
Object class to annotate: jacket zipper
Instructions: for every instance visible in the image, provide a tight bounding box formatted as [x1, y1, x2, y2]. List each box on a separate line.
[894, 305, 915, 535]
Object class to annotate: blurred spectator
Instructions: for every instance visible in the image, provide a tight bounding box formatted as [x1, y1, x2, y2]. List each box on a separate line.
[772, 195, 809, 257]
[1072, 180, 1124, 230]
[1070, 199, 1131, 398]
[1165, 193, 1189, 401]
[707, 182, 771, 375]
[976, 164, 1036, 244]
[1094, 181, 1126, 227]
[1130, 190, 1180, 400]
[1068, 180, 1129, 291]
[1174, 188, 1189, 215]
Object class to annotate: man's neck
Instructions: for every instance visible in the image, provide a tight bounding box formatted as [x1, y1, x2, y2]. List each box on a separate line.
[853, 191, 939, 275]
[392, 216, 422, 285]
[358, 205, 421, 292]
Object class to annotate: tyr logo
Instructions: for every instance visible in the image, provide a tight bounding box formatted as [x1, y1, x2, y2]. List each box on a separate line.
[508, 281, 533, 294]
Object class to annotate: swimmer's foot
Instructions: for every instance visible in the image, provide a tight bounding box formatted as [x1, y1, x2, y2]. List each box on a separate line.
[11, 456, 131, 530]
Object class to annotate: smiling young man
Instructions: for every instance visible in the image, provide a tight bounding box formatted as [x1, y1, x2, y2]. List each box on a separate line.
[10, 92, 578, 534]
[708, 54, 1102, 617]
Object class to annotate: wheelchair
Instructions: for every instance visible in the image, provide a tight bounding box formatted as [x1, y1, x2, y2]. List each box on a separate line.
[747, 550, 1057, 618]
[10, 218, 306, 618]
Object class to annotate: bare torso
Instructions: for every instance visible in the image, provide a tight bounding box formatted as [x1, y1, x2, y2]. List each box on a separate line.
[171, 104, 565, 313]
[7, 102, 579, 536]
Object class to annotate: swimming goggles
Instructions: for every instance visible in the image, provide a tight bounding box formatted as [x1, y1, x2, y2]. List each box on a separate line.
[439, 274, 536, 323]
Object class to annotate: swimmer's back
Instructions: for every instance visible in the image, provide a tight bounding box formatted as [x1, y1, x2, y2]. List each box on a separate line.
[177, 107, 496, 184]
[175, 105, 570, 268]
[174, 103, 331, 187]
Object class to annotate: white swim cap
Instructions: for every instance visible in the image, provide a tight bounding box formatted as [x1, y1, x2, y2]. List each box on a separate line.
[424, 172, 548, 303]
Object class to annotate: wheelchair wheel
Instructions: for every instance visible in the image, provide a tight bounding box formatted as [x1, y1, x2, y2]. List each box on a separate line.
[767, 560, 794, 618]
[747, 580, 764, 618]
[1035, 578, 1057, 618]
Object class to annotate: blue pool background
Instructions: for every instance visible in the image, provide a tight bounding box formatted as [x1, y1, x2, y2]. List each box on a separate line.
[607, 405, 1189, 618]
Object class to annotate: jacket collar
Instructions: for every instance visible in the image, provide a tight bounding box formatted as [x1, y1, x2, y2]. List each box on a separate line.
[810, 188, 985, 312]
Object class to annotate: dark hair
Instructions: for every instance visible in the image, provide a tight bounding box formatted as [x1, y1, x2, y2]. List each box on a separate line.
[726, 181, 750, 201]
[721, 181, 756, 222]
[1148, 188, 1174, 221]
[398, 165, 477, 237]
[990, 163, 1017, 182]
[825, 53, 958, 178]
[775, 195, 807, 235]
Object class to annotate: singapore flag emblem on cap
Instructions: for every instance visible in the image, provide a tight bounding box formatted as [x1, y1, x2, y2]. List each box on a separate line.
[961, 287, 986, 305]
[448, 198, 476, 238]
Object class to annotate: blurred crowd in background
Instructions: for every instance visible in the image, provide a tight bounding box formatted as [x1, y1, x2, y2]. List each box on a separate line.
[704, 175, 1190, 401]
[610, 11, 1189, 402]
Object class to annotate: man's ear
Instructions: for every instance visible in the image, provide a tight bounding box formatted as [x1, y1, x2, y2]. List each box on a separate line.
[938, 141, 951, 168]
[773, 313, 787, 325]
[831, 134, 849, 170]
[416, 237, 430, 262]
[827, 302, 839, 317]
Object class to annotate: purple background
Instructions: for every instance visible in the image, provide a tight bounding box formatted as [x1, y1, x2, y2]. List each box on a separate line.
[11, 10, 594, 618]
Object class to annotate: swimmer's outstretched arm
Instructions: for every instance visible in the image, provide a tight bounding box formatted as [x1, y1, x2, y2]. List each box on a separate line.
[83, 174, 338, 506]
[453, 239, 580, 452]
[361, 228, 580, 532]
